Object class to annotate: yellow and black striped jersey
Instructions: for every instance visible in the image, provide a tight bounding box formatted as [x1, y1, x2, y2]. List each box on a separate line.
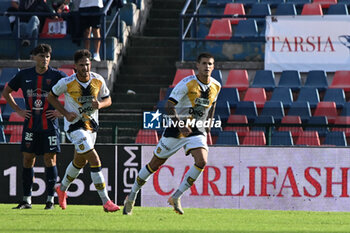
[51, 72, 110, 132]
[166, 75, 221, 137]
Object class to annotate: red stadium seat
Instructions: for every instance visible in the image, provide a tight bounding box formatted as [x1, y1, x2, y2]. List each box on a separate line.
[223, 3, 246, 25]
[330, 70, 350, 91]
[205, 19, 232, 40]
[58, 67, 75, 76]
[135, 129, 159, 144]
[313, 101, 338, 124]
[332, 116, 350, 136]
[313, 0, 337, 8]
[4, 112, 24, 143]
[242, 131, 266, 146]
[295, 131, 321, 146]
[243, 88, 266, 109]
[170, 69, 195, 88]
[224, 115, 249, 143]
[224, 69, 249, 90]
[278, 115, 303, 137]
[301, 3, 323, 15]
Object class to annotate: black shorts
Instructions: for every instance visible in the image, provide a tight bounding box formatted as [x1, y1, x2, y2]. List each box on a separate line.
[79, 7, 102, 29]
[21, 128, 61, 155]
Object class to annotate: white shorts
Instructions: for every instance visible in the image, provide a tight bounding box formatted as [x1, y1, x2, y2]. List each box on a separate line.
[154, 134, 208, 159]
[66, 129, 97, 154]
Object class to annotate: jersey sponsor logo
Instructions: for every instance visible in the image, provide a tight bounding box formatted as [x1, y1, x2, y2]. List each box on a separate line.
[33, 99, 43, 110]
[78, 102, 94, 115]
[78, 96, 94, 103]
[26, 89, 49, 98]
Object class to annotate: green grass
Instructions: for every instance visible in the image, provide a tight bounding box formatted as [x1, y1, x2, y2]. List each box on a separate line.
[1, 204, 350, 233]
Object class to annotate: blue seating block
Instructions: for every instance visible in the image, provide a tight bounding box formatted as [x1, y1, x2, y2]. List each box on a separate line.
[216, 131, 239, 145]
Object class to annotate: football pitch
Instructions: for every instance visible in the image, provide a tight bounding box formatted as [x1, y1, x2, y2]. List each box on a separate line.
[1, 204, 350, 233]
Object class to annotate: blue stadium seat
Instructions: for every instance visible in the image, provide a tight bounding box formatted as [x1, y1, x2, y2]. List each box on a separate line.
[271, 131, 294, 146]
[338, 0, 350, 5]
[286, 0, 312, 9]
[288, 101, 312, 123]
[251, 70, 276, 91]
[304, 70, 329, 92]
[217, 87, 240, 109]
[323, 88, 346, 109]
[207, 0, 233, 6]
[233, 19, 259, 38]
[250, 3, 272, 24]
[270, 87, 293, 108]
[251, 115, 275, 134]
[327, 3, 348, 14]
[261, 0, 286, 7]
[234, 101, 258, 123]
[211, 69, 223, 85]
[340, 102, 350, 116]
[216, 131, 240, 145]
[0, 68, 20, 90]
[214, 100, 231, 123]
[323, 131, 347, 146]
[296, 87, 320, 108]
[0, 16, 12, 37]
[235, 0, 260, 7]
[260, 101, 285, 123]
[275, 3, 297, 15]
[2, 98, 25, 120]
[305, 116, 329, 137]
[278, 70, 301, 91]
[0, 1, 11, 12]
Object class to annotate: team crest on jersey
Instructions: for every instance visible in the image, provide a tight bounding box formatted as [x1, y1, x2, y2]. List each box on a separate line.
[156, 147, 162, 154]
[46, 79, 51, 85]
[26, 142, 31, 148]
[79, 144, 85, 150]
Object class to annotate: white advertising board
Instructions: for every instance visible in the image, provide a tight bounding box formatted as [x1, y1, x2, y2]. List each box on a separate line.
[264, 15, 350, 72]
[141, 146, 350, 211]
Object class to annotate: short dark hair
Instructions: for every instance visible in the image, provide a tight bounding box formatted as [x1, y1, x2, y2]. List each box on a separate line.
[74, 49, 91, 63]
[32, 44, 52, 55]
[197, 52, 214, 63]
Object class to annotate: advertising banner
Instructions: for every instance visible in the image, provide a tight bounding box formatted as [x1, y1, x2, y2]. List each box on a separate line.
[264, 15, 350, 72]
[141, 146, 350, 211]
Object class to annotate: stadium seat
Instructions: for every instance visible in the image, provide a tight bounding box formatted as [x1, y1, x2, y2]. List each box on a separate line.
[327, 3, 348, 14]
[215, 131, 240, 145]
[305, 116, 329, 137]
[243, 87, 267, 109]
[58, 67, 75, 76]
[235, 0, 259, 7]
[207, 0, 233, 7]
[296, 87, 320, 108]
[217, 87, 240, 109]
[323, 131, 347, 146]
[260, 101, 285, 123]
[322, 88, 346, 109]
[278, 70, 301, 92]
[278, 115, 303, 137]
[135, 129, 159, 144]
[330, 70, 350, 92]
[233, 19, 259, 38]
[205, 19, 232, 40]
[288, 101, 312, 123]
[269, 87, 293, 109]
[223, 3, 246, 25]
[2, 98, 25, 120]
[0, 16, 12, 37]
[304, 70, 328, 91]
[340, 102, 350, 116]
[224, 69, 249, 93]
[275, 131, 295, 146]
[251, 115, 275, 134]
[224, 114, 249, 138]
[211, 69, 223, 85]
[251, 70, 276, 92]
[249, 3, 272, 24]
[275, 3, 297, 15]
[301, 3, 323, 15]
[0, 0, 11, 11]
[295, 131, 321, 146]
[261, 0, 285, 7]
[271, 131, 294, 146]
[1, 83, 24, 99]
[4, 112, 24, 143]
[313, 0, 337, 8]
[332, 116, 350, 136]
[313, 101, 338, 124]
[170, 69, 195, 87]
[0, 68, 20, 90]
[338, 0, 350, 5]
[214, 100, 231, 123]
[234, 101, 258, 122]
[242, 131, 266, 145]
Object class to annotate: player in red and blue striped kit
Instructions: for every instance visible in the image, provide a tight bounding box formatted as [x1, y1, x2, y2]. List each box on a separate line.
[2, 44, 67, 210]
